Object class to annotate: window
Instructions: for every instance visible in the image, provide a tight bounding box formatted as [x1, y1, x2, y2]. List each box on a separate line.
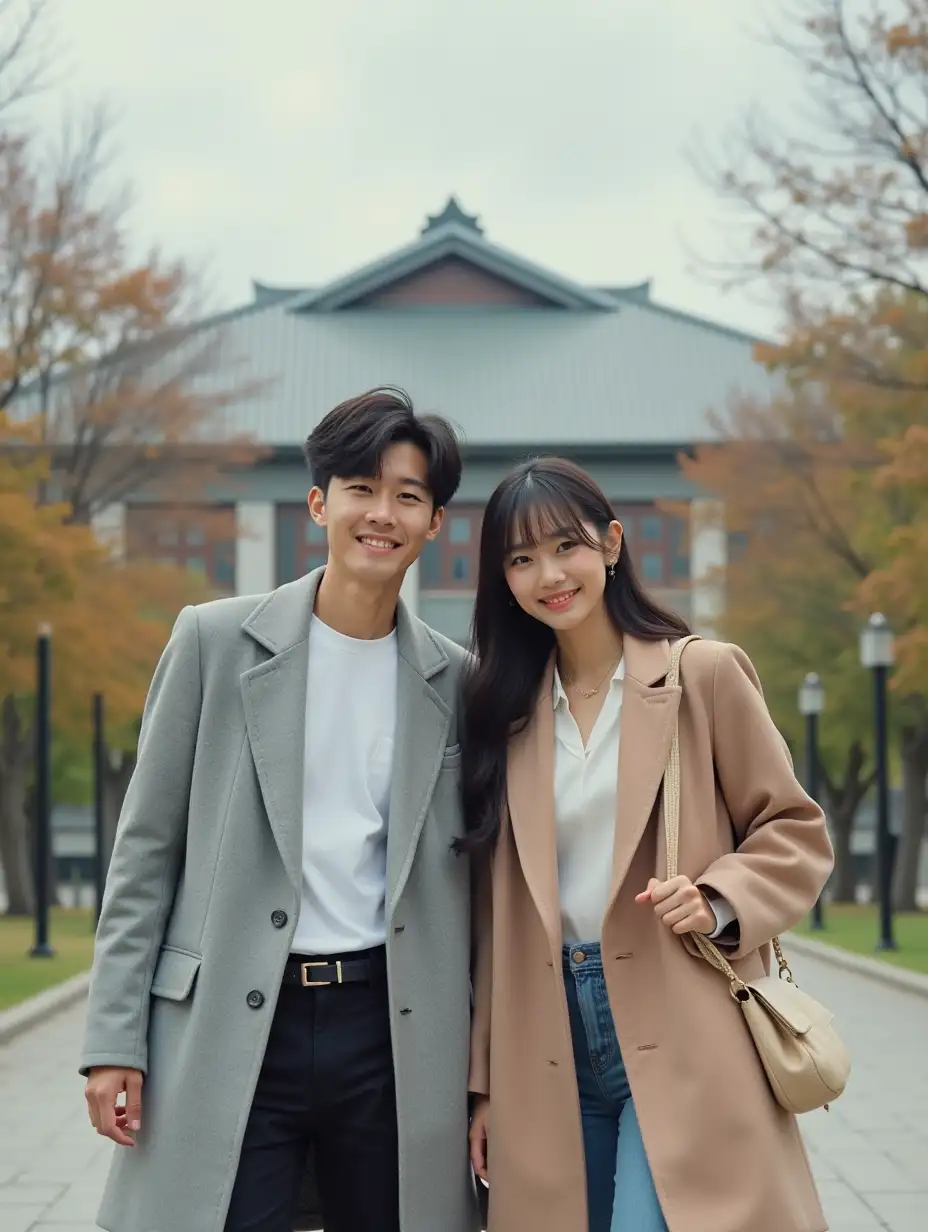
[610, 502, 692, 589]
[728, 530, 749, 563]
[668, 515, 690, 581]
[213, 542, 235, 590]
[419, 540, 442, 588]
[126, 505, 237, 593]
[277, 504, 327, 583]
[449, 516, 471, 544]
[419, 504, 484, 591]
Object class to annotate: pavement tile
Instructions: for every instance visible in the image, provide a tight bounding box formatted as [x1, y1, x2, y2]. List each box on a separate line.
[0, 950, 926, 1231]
[30, 1226, 101, 1232]
[0, 1183, 66, 1205]
[814, 1182, 886, 1230]
[0, 1207, 53, 1232]
[864, 1193, 928, 1232]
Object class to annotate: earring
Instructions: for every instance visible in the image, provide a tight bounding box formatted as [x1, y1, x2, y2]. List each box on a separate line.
[608, 561, 616, 580]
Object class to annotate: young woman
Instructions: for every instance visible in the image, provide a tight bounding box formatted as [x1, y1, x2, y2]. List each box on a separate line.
[461, 458, 833, 1232]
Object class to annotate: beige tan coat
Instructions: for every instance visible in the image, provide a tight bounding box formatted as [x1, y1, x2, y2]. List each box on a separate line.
[469, 636, 834, 1232]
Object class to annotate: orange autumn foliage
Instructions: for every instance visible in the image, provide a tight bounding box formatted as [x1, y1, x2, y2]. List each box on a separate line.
[0, 409, 212, 742]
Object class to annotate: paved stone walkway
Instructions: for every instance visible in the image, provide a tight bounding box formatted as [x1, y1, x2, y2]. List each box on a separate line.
[0, 948, 925, 1230]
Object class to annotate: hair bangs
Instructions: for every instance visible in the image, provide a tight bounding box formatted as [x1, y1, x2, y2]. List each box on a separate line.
[500, 475, 602, 556]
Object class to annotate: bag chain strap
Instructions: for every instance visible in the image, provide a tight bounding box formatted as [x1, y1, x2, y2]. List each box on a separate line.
[663, 636, 795, 998]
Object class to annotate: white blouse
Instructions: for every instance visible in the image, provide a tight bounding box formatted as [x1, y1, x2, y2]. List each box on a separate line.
[553, 661, 735, 945]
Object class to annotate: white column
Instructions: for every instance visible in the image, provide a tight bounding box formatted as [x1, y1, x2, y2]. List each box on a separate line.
[235, 501, 276, 595]
[400, 557, 420, 616]
[91, 502, 126, 558]
[689, 499, 726, 638]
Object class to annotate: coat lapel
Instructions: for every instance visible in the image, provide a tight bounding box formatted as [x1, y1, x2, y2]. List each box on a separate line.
[604, 636, 680, 915]
[506, 660, 563, 958]
[385, 603, 452, 917]
[240, 570, 321, 892]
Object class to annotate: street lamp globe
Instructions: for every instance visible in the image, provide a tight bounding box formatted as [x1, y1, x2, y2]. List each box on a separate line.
[798, 672, 825, 717]
[859, 613, 895, 669]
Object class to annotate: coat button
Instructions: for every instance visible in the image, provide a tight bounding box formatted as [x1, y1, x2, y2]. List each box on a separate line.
[271, 910, 288, 928]
[246, 990, 265, 1009]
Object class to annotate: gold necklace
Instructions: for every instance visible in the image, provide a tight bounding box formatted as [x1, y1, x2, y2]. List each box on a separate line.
[560, 650, 623, 699]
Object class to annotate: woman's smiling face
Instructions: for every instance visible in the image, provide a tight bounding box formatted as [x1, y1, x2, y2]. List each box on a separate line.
[504, 513, 622, 631]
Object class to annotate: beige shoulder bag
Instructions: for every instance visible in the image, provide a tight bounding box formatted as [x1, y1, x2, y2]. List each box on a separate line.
[664, 635, 851, 1115]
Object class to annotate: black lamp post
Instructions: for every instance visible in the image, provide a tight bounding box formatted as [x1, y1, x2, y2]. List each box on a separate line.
[859, 613, 896, 952]
[92, 692, 107, 925]
[798, 672, 826, 930]
[30, 623, 55, 958]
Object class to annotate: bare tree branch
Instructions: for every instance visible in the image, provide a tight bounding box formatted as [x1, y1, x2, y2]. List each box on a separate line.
[692, 0, 928, 322]
[0, 0, 49, 116]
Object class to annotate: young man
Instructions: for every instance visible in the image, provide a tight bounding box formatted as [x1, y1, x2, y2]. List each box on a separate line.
[81, 388, 481, 1232]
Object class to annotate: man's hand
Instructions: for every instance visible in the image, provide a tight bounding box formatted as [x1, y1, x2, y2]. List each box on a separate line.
[469, 1095, 490, 1183]
[636, 876, 717, 935]
[85, 1067, 144, 1147]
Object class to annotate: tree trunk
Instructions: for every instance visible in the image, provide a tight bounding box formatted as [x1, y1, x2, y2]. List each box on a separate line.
[895, 709, 928, 913]
[821, 740, 873, 905]
[0, 767, 33, 915]
[827, 794, 859, 903]
[24, 779, 61, 907]
[0, 696, 35, 916]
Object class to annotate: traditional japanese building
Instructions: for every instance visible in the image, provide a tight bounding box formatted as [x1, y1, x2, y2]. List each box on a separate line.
[111, 197, 775, 644]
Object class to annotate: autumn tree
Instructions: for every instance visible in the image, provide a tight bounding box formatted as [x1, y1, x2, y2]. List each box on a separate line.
[0, 112, 260, 517]
[700, 0, 928, 341]
[0, 410, 97, 912]
[857, 405, 928, 909]
[684, 289, 928, 909]
[0, 423, 211, 913]
[679, 390, 878, 901]
[0, 112, 262, 914]
[0, 1, 48, 118]
[693, 0, 928, 909]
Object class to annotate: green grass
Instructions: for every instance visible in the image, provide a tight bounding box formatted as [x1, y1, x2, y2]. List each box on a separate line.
[0, 907, 95, 1011]
[795, 903, 928, 975]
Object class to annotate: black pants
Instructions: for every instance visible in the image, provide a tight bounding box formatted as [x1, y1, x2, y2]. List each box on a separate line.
[225, 946, 399, 1232]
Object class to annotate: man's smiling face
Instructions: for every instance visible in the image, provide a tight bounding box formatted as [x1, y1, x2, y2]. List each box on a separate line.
[308, 440, 444, 584]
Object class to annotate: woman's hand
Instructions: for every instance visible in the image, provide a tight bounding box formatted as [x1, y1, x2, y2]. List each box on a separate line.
[469, 1095, 490, 1183]
[636, 875, 717, 935]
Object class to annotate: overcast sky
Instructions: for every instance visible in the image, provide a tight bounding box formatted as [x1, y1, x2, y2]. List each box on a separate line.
[26, 0, 802, 335]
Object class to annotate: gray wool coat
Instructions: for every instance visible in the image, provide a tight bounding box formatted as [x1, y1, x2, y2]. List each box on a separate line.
[80, 569, 481, 1232]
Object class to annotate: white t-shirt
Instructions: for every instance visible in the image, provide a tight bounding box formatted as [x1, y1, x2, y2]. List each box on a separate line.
[290, 615, 398, 955]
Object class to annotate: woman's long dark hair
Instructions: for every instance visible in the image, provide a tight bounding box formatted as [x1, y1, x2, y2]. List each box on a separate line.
[456, 457, 690, 856]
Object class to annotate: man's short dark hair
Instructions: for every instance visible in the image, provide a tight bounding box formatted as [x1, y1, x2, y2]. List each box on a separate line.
[303, 387, 462, 509]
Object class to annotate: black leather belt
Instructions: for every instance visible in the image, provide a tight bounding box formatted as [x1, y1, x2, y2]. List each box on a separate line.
[282, 950, 384, 989]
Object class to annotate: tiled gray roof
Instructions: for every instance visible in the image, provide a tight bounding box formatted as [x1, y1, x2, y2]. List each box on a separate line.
[212, 296, 775, 448]
[10, 199, 777, 450]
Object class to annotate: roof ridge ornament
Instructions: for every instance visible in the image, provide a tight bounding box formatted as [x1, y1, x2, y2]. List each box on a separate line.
[421, 196, 484, 236]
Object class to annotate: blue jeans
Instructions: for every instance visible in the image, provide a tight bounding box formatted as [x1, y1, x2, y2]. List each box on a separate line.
[564, 943, 667, 1232]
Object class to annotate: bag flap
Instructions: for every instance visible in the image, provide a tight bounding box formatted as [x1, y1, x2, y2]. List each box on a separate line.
[746, 976, 833, 1037]
[151, 945, 202, 1001]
